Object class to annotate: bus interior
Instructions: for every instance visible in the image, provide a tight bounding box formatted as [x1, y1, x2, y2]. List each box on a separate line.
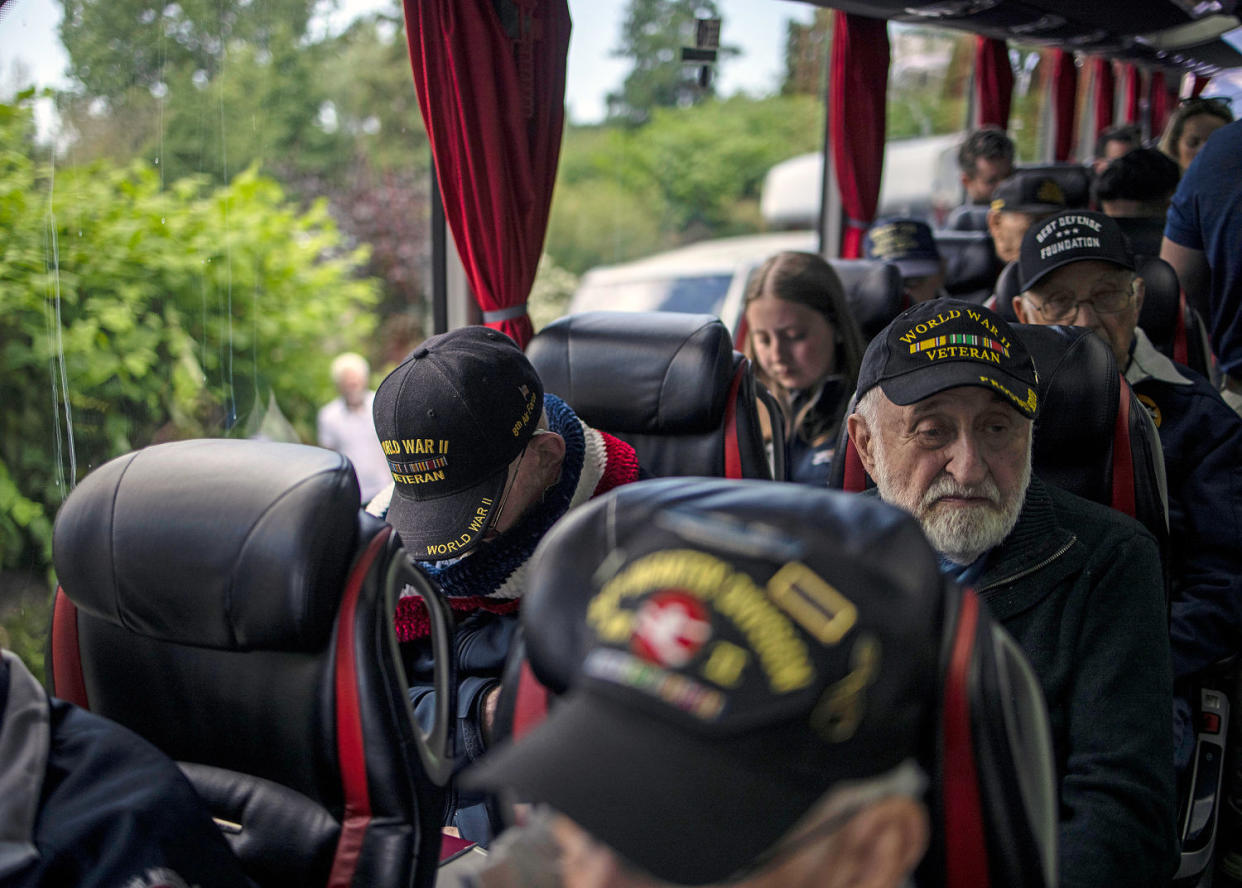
[3, 0, 1242, 885]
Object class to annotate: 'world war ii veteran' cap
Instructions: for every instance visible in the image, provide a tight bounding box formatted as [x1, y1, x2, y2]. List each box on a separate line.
[373, 326, 543, 560]
[465, 478, 944, 885]
[855, 298, 1039, 418]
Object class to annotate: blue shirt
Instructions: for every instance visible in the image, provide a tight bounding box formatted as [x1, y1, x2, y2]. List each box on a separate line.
[1164, 119, 1242, 376]
[938, 551, 990, 587]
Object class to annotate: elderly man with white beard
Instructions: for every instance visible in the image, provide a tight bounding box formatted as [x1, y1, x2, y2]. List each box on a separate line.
[846, 299, 1177, 888]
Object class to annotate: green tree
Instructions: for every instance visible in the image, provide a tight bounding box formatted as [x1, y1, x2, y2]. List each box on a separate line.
[544, 94, 823, 274]
[59, 0, 318, 99]
[607, 0, 738, 125]
[0, 98, 379, 575]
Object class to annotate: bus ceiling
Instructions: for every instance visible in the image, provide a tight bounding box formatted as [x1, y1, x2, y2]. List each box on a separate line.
[803, 1, 1242, 73]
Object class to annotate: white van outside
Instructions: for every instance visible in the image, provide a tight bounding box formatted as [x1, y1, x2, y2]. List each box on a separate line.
[566, 133, 963, 332]
[567, 230, 818, 335]
[760, 133, 963, 229]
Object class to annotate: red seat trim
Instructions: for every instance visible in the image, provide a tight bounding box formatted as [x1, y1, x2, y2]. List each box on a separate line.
[943, 588, 990, 888]
[842, 438, 867, 492]
[513, 658, 550, 741]
[723, 363, 745, 479]
[327, 528, 390, 888]
[51, 588, 89, 708]
[1174, 292, 1190, 367]
[438, 832, 476, 863]
[1112, 379, 1137, 518]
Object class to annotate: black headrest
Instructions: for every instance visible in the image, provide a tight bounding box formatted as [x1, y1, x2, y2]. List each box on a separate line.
[527, 312, 733, 435]
[1014, 163, 1092, 208]
[993, 261, 1021, 321]
[53, 440, 361, 651]
[1113, 217, 1166, 259]
[1136, 254, 1181, 345]
[1015, 325, 1120, 506]
[945, 205, 991, 232]
[828, 258, 904, 340]
[519, 477, 945, 694]
[937, 230, 1001, 301]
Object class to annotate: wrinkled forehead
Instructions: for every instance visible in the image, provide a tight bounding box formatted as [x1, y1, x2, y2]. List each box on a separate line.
[1029, 259, 1133, 294]
[883, 385, 1034, 425]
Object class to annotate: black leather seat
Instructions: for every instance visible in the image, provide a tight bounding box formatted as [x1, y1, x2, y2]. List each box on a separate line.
[1114, 216, 1167, 258]
[827, 257, 904, 340]
[945, 204, 991, 232]
[501, 479, 1058, 888]
[1136, 255, 1216, 381]
[526, 311, 778, 480]
[987, 260, 1021, 321]
[937, 229, 1002, 304]
[1017, 325, 1168, 553]
[48, 439, 455, 888]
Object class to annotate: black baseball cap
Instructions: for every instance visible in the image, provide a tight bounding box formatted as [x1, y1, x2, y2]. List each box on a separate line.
[990, 172, 1069, 215]
[856, 298, 1039, 418]
[864, 217, 942, 278]
[1017, 209, 1136, 293]
[465, 478, 942, 885]
[372, 326, 543, 560]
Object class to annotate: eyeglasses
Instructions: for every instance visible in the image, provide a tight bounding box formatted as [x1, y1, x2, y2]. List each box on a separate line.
[1025, 285, 1136, 323]
[482, 429, 552, 542]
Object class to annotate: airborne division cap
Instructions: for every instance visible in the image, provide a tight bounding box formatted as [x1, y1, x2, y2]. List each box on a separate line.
[855, 298, 1040, 418]
[372, 326, 543, 560]
[465, 479, 942, 886]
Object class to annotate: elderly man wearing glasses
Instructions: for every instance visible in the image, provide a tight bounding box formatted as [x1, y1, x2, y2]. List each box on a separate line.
[367, 326, 645, 844]
[1012, 210, 1242, 776]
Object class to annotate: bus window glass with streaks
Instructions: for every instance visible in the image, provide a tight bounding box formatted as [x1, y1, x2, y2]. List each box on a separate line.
[0, 0, 429, 671]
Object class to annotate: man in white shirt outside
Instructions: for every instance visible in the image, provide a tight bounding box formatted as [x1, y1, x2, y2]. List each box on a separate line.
[317, 352, 391, 501]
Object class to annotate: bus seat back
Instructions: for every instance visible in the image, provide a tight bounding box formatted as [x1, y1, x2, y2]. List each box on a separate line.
[49, 439, 454, 888]
[937, 229, 1001, 304]
[527, 311, 773, 480]
[828, 257, 905, 340]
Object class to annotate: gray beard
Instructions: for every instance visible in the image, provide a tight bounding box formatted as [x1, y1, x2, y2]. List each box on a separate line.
[871, 442, 1031, 566]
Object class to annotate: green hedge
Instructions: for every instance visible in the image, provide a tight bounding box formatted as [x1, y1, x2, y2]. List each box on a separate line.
[0, 98, 380, 574]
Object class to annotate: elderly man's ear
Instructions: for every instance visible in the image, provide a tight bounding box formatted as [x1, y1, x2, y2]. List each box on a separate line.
[847, 412, 878, 479]
[529, 430, 566, 480]
[1012, 294, 1032, 325]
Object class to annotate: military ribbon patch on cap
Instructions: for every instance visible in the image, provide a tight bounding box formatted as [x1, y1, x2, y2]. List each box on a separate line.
[908, 333, 1009, 358]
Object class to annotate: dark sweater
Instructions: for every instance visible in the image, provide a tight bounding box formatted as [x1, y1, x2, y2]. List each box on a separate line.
[976, 478, 1177, 888]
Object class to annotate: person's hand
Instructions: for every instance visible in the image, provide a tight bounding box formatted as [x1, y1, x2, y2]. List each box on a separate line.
[482, 685, 501, 746]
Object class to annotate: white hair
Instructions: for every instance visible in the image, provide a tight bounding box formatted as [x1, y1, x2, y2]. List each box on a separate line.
[330, 352, 369, 386]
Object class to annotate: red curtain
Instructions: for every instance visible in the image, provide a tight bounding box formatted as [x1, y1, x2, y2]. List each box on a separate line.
[974, 36, 1014, 128]
[1121, 63, 1141, 123]
[1050, 50, 1078, 162]
[1192, 74, 1211, 97]
[830, 11, 889, 259]
[1093, 58, 1116, 136]
[1149, 70, 1177, 138]
[403, 0, 571, 349]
